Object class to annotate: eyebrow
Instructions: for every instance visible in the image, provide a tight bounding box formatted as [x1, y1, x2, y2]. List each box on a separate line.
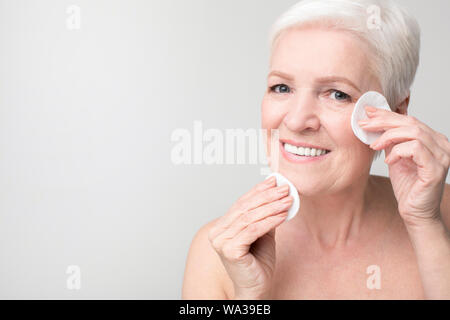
[268, 71, 361, 93]
[315, 76, 361, 93]
[268, 70, 295, 81]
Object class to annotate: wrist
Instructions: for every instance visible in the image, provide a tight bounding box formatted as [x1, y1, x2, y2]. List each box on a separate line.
[233, 294, 268, 300]
[402, 211, 443, 232]
[402, 212, 450, 299]
[233, 288, 271, 300]
[404, 214, 449, 240]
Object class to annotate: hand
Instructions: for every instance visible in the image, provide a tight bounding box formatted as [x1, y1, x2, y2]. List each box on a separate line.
[358, 106, 450, 227]
[208, 177, 292, 299]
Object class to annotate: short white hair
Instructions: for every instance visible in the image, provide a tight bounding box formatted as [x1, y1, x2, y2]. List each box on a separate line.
[268, 0, 421, 162]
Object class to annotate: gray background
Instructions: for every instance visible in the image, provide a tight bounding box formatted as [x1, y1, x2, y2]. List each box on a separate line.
[0, 0, 448, 299]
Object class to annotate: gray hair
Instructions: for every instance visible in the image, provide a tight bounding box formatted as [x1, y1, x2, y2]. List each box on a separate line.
[268, 0, 421, 162]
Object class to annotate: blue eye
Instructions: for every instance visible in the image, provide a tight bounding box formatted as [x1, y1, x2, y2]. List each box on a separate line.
[330, 90, 351, 101]
[270, 84, 291, 94]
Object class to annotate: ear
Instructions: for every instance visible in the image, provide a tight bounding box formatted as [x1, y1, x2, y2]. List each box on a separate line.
[394, 93, 410, 115]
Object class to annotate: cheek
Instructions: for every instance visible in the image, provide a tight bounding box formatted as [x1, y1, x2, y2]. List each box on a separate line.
[325, 114, 367, 151]
[261, 95, 287, 161]
[336, 120, 357, 145]
[327, 117, 374, 162]
[261, 95, 286, 130]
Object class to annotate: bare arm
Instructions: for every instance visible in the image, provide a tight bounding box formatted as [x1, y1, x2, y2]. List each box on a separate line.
[406, 184, 450, 299]
[182, 177, 291, 300]
[182, 219, 230, 299]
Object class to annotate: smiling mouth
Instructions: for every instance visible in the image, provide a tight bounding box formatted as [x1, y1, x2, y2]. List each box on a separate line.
[282, 142, 331, 157]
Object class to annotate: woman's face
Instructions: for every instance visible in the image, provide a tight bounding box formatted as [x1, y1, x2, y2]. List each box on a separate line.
[262, 26, 383, 196]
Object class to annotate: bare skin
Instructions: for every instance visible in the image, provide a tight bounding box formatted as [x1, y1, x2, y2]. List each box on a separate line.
[269, 175, 424, 299]
[182, 26, 450, 299]
[182, 176, 450, 299]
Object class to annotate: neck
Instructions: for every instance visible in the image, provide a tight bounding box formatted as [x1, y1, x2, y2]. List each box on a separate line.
[295, 174, 387, 250]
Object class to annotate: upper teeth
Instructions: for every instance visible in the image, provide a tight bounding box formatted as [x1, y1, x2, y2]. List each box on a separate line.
[284, 143, 329, 157]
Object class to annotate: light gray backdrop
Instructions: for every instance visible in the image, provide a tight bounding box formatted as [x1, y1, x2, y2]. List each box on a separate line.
[0, 0, 448, 299]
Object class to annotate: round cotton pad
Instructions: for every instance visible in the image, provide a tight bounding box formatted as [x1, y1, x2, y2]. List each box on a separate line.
[351, 91, 391, 145]
[265, 172, 300, 222]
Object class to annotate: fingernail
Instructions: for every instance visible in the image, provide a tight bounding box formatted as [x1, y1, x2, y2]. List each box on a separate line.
[277, 185, 289, 194]
[266, 176, 276, 185]
[365, 106, 377, 113]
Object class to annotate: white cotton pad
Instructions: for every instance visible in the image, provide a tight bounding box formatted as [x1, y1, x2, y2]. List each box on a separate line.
[351, 91, 391, 145]
[265, 172, 300, 222]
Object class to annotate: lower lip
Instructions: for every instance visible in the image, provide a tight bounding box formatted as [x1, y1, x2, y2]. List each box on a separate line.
[279, 142, 331, 164]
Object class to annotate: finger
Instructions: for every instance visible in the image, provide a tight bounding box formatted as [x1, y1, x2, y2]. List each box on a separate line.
[360, 106, 407, 130]
[385, 140, 445, 181]
[226, 177, 279, 223]
[231, 212, 288, 252]
[360, 110, 450, 167]
[242, 184, 290, 213]
[361, 108, 431, 135]
[215, 196, 293, 242]
[363, 110, 449, 157]
[369, 126, 447, 163]
[239, 176, 277, 203]
[435, 132, 450, 155]
[209, 177, 278, 240]
[426, 130, 450, 166]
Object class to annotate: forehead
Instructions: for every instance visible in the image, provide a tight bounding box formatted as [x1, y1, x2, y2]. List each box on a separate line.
[270, 26, 373, 85]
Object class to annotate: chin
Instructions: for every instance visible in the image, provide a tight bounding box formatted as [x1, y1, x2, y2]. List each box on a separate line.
[279, 169, 330, 196]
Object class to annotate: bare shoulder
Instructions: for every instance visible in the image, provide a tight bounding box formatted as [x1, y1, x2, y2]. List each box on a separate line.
[181, 218, 232, 299]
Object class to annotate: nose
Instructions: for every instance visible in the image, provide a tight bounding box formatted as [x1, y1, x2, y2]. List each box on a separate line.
[283, 89, 321, 132]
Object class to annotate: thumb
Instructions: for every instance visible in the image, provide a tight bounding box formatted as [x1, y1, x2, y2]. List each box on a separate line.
[385, 143, 394, 160]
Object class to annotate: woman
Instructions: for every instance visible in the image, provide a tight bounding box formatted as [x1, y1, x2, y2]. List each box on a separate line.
[182, 0, 450, 299]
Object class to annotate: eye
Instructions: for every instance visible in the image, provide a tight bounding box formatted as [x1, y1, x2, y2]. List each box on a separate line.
[269, 84, 291, 94]
[329, 90, 351, 102]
